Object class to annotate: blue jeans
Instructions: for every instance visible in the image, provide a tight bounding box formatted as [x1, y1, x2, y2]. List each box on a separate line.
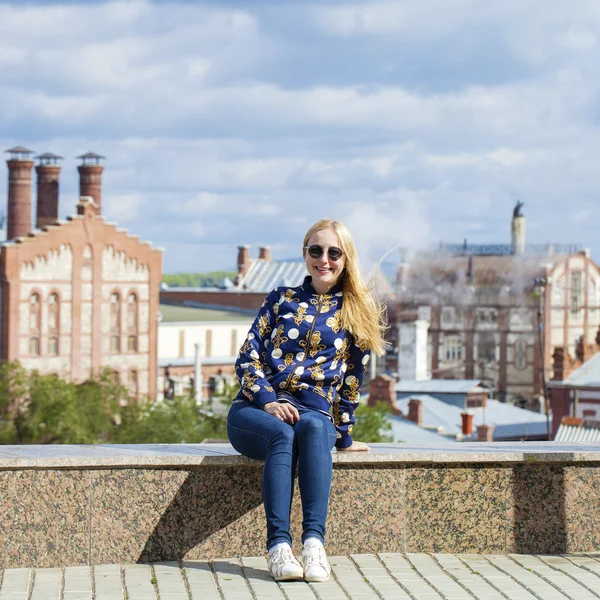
[227, 400, 337, 551]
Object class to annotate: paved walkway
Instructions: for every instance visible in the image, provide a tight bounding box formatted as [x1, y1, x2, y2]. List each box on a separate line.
[1, 553, 600, 599]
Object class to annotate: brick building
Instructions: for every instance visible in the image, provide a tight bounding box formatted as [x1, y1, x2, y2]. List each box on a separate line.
[386, 205, 600, 408]
[0, 147, 162, 398]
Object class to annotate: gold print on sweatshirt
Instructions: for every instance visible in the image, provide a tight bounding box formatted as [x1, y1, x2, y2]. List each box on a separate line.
[326, 310, 342, 333]
[310, 296, 338, 313]
[241, 369, 259, 401]
[308, 364, 325, 381]
[293, 304, 308, 325]
[300, 330, 326, 358]
[342, 373, 361, 403]
[332, 338, 351, 369]
[257, 313, 272, 338]
[271, 324, 289, 351]
[240, 336, 253, 354]
[278, 353, 295, 372]
[282, 289, 300, 303]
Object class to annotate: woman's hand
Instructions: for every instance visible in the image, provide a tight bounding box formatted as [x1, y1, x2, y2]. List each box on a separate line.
[337, 441, 370, 452]
[263, 401, 300, 424]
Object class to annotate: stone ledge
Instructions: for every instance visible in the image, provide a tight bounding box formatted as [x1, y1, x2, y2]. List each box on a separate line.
[0, 441, 599, 469]
[0, 442, 599, 568]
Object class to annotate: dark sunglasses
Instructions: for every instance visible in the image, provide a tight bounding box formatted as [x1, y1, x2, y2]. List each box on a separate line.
[304, 244, 344, 261]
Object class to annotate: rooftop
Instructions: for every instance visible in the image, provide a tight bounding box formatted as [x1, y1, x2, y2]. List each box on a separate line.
[159, 303, 253, 323]
[237, 259, 306, 292]
[394, 379, 485, 394]
[549, 351, 600, 388]
[392, 394, 548, 440]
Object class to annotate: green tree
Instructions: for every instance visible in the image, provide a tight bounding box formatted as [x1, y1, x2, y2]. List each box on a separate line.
[352, 401, 394, 443]
[0, 362, 229, 445]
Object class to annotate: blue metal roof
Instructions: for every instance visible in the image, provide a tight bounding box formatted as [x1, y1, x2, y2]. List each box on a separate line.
[554, 424, 600, 443]
[394, 395, 547, 440]
[389, 415, 458, 444]
[238, 259, 306, 292]
[394, 379, 484, 394]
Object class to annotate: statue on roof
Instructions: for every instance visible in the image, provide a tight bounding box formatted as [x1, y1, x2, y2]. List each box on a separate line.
[513, 200, 524, 218]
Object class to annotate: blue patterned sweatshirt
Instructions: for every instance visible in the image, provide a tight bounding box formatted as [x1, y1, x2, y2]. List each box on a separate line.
[234, 276, 371, 448]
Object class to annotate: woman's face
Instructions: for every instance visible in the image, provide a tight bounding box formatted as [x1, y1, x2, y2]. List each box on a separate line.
[303, 228, 346, 294]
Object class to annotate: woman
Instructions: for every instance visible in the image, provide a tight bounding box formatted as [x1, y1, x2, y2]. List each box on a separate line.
[227, 219, 387, 582]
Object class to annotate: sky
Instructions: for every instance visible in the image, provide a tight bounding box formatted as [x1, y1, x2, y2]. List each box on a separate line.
[1, 0, 600, 274]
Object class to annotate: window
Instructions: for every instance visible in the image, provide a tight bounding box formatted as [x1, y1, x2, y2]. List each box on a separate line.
[48, 337, 58, 356]
[29, 337, 40, 356]
[588, 276, 598, 311]
[128, 370, 138, 398]
[29, 294, 41, 356]
[127, 293, 138, 353]
[515, 338, 528, 370]
[48, 292, 59, 355]
[571, 272, 583, 311]
[110, 293, 121, 353]
[127, 335, 137, 352]
[29, 293, 40, 330]
[552, 276, 565, 307]
[477, 332, 496, 362]
[443, 336, 463, 361]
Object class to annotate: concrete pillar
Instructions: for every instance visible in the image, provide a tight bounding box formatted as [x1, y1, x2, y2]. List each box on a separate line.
[398, 318, 430, 381]
[511, 216, 526, 255]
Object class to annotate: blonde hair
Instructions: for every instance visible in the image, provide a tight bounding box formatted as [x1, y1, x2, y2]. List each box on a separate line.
[303, 219, 388, 356]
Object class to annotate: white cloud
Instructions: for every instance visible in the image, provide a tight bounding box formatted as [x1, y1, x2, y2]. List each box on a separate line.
[1, 0, 600, 274]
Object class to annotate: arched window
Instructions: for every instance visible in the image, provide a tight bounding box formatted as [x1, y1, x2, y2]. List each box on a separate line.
[128, 370, 138, 399]
[29, 337, 40, 356]
[127, 293, 138, 353]
[29, 293, 41, 356]
[110, 292, 121, 353]
[48, 292, 59, 355]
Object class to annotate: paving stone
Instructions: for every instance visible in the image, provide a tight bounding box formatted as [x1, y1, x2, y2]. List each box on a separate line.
[1, 554, 599, 599]
[212, 559, 253, 600]
[378, 554, 443, 599]
[183, 561, 220, 600]
[487, 554, 572, 599]
[458, 554, 539, 600]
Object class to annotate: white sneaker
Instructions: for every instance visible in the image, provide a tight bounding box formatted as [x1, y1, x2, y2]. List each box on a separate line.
[301, 542, 331, 582]
[267, 544, 304, 581]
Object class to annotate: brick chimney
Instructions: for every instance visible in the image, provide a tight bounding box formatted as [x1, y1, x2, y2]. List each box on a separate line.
[476, 424, 494, 442]
[259, 246, 271, 261]
[461, 411, 474, 436]
[77, 152, 105, 214]
[237, 245, 251, 279]
[368, 374, 402, 416]
[407, 398, 423, 426]
[35, 153, 63, 229]
[6, 146, 35, 240]
[551, 347, 571, 381]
